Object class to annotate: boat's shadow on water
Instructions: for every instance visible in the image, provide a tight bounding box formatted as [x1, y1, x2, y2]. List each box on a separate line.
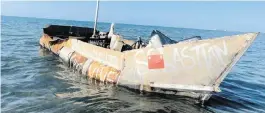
[51, 69, 214, 113]
[56, 82, 209, 112]
[205, 94, 248, 112]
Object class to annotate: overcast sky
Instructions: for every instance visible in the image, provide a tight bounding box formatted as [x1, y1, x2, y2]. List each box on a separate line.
[1, 1, 265, 32]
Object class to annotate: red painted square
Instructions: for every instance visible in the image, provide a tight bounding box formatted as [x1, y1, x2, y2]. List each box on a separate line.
[148, 54, 164, 69]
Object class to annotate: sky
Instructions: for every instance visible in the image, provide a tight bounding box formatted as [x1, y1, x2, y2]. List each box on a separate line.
[1, 1, 265, 32]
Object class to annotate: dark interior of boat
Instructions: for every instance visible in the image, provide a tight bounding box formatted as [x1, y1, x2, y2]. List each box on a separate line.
[43, 25, 202, 52]
[43, 25, 100, 41]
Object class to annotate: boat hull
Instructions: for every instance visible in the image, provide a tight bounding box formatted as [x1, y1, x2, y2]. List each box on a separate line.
[39, 32, 258, 102]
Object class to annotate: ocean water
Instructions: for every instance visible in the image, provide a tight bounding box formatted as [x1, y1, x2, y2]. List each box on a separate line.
[1, 16, 265, 113]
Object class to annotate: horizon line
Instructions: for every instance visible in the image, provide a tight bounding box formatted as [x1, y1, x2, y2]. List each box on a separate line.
[1, 15, 249, 33]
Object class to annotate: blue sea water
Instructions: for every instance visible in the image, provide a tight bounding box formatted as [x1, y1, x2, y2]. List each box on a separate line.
[1, 16, 265, 113]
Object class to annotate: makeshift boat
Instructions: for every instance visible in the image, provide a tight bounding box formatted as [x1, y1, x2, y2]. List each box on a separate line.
[39, 24, 259, 103]
[39, 0, 259, 103]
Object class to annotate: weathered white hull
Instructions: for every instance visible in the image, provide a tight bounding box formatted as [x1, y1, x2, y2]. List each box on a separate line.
[40, 32, 259, 102]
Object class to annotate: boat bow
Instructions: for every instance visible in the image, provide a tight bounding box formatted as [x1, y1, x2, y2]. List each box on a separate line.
[119, 33, 259, 95]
